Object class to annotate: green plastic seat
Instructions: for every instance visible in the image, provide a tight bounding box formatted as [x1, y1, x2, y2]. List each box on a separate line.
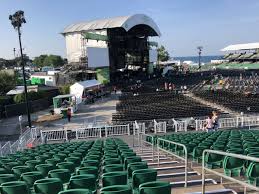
[35, 164, 55, 177]
[54, 154, 67, 161]
[205, 153, 224, 169]
[21, 171, 44, 187]
[68, 174, 96, 192]
[128, 162, 148, 178]
[12, 166, 31, 179]
[0, 174, 17, 184]
[48, 169, 71, 183]
[247, 162, 259, 186]
[102, 171, 127, 187]
[0, 168, 8, 175]
[3, 162, 21, 172]
[58, 189, 92, 194]
[100, 185, 132, 194]
[103, 158, 120, 165]
[139, 181, 171, 194]
[65, 157, 81, 167]
[124, 156, 142, 169]
[76, 166, 98, 178]
[223, 156, 244, 177]
[103, 164, 123, 173]
[34, 178, 63, 194]
[46, 158, 61, 166]
[0, 181, 29, 194]
[132, 168, 157, 190]
[25, 160, 42, 170]
[57, 162, 75, 173]
[81, 160, 99, 168]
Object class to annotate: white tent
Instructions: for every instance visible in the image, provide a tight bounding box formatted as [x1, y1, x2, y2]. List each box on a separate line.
[70, 79, 101, 104]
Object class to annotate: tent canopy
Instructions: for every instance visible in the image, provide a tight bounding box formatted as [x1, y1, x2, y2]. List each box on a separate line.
[221, 42, 259, 52]
[73, 79, 101, 89]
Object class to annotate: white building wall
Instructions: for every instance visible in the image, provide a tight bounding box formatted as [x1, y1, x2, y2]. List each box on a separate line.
[65, 29, 108, 63]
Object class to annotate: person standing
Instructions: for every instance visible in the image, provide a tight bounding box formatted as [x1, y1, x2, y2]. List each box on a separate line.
[205, 114, 214, 132]
[212, 111, 219, 130]
[67, 108, 72, 122]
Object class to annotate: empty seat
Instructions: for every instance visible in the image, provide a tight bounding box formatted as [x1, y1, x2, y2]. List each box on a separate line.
[100, 185, 132, 194]
[102, 171, 127, 187]
[34, 178, 63, 194]
[139, 181, 171, 194]
[0, 181, 29, 194]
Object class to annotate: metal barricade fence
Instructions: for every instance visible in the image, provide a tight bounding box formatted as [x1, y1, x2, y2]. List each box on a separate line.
[105, 124, 130, 137]
[0, 141, 12, 156]
[76, 127, 102, 139]
[40, 129, 67, 142]
[157, 138, 188, 187]
[10, 140, 19, 153]
[202, 149, 259, 194]
[154, 120, 167, 133]
[195, 119, 207, 131]
[133, 121, 146, 135]
[218, 117, 237, 129]
[173, 119, 187, 132]
[242, 116, 259, 128]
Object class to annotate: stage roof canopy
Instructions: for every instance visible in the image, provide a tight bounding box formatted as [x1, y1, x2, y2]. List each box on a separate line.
[62, 14, 161, 36]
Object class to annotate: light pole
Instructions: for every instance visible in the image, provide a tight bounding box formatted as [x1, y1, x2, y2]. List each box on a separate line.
[9, 10, 31, 128]
[197, 46, 203, 69]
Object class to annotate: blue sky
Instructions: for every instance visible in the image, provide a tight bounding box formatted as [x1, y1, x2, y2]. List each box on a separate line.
[0, 0, 259, 59]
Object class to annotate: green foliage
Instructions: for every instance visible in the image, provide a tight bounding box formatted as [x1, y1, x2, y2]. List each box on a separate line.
[158, 45, 170, 62]
[33, 55, 64, 68]
[59, 84, 70, 95]
[13, 91, 47, 104]
[0, 72, 16, 95]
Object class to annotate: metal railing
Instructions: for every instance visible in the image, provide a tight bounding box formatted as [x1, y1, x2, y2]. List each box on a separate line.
[173, 119, 187, 132]
[133, 121, 146, 135]
[105, 124, 130, 137]
[154, 120, 167, 133]
[75, 126, 102, 139]
[196, 115, 259, 131]
[157, 138, 188, 187]
[202, 149, 259, 194]
[41, 129, 67, 142]
[140, 134, 155, 160]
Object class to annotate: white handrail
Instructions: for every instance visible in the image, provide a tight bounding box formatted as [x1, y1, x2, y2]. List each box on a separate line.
[157, 138, 188, 187]
[202, 149, 259, 194]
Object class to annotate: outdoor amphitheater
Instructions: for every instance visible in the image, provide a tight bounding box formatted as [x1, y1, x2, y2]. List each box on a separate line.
[1, 70, 259, 194]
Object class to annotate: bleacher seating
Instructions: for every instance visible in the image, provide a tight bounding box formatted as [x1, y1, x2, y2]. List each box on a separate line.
[113, 92, 220, 122]
[0, 138, 170, 194]
[148, 129, 259, 185]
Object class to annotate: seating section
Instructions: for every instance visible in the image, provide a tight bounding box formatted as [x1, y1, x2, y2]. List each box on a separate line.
[113, 92, 220, 122]
[195, 90, 259, 113]
[0, 138, 170, 194]
[148, 129, 259, 185]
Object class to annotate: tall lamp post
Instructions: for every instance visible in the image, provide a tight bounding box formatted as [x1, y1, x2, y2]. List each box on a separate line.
[197, 46, 203, 69]
[9, 10, 31, 128]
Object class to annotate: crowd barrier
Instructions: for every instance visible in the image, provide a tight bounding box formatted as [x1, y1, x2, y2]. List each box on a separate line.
[0, 127, 40, 156]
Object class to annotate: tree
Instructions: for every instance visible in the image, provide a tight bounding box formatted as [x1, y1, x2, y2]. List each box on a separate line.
[0, 72, 16, 95]
[33, 55, 48, 67]
[43, 55, 64, 67]
[59, 84, 70, 95]
[33, 55, 64, 68]
[158, 45, 170, 62]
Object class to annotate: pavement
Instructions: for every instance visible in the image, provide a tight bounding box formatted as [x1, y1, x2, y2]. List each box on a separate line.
[0, 93, 118, 140]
